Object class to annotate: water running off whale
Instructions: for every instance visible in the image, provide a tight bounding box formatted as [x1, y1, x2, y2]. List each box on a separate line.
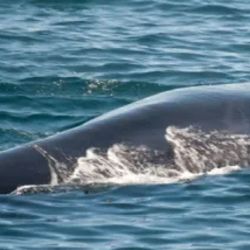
[14, 126, 250, 195]
[1, 83, 250, 195]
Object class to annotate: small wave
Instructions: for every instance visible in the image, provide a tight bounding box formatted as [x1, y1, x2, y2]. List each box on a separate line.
[0, 31, 42, 43]
[13, 126, 250, 195]
[128, 70, 231, 84]
[192, 4, 241, 15]
[0, 77, 219, 102]
[0, 128, 40, 151]
[17, 77, 168, 98]
[0, 110, 79, 121]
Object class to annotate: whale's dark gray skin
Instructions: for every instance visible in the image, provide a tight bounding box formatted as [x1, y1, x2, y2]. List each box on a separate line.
[0, 83, 250, 194]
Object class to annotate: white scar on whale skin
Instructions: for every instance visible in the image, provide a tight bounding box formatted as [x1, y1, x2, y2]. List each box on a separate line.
[166, 126, 250, 173]
[33, 145, 59, 185]
[13, 126, 250, 195]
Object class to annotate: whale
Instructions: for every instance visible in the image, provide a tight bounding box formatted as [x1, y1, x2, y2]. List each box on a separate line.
[0, 83, 250, 194]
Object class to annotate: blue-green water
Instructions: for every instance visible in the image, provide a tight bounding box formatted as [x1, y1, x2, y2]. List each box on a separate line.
[1, 0, 250, 249]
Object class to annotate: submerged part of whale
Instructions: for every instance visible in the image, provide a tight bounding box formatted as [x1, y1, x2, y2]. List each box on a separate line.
[1, 83, 250, 194]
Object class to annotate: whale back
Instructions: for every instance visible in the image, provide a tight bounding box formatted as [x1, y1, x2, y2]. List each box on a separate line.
[0, 83, 250, 193]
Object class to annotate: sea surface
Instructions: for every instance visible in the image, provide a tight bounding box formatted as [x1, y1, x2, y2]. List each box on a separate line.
[1, 0, 250, 249]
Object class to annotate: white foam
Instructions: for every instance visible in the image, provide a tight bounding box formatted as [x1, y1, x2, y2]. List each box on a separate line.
[207, 165, 241, 175]
[15, 126, 250, 194]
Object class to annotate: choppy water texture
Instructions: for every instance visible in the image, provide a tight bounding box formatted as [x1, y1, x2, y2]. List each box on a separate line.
[1, 0, 250, 249]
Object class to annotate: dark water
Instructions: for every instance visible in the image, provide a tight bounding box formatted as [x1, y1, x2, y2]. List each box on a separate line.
[1, 0, 250, 249]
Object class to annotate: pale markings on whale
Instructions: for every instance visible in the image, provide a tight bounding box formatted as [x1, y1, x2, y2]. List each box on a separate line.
[14, 126, 250, 195]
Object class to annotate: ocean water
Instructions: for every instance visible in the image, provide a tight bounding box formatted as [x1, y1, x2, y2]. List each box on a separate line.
[1, 0, 250, 249]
